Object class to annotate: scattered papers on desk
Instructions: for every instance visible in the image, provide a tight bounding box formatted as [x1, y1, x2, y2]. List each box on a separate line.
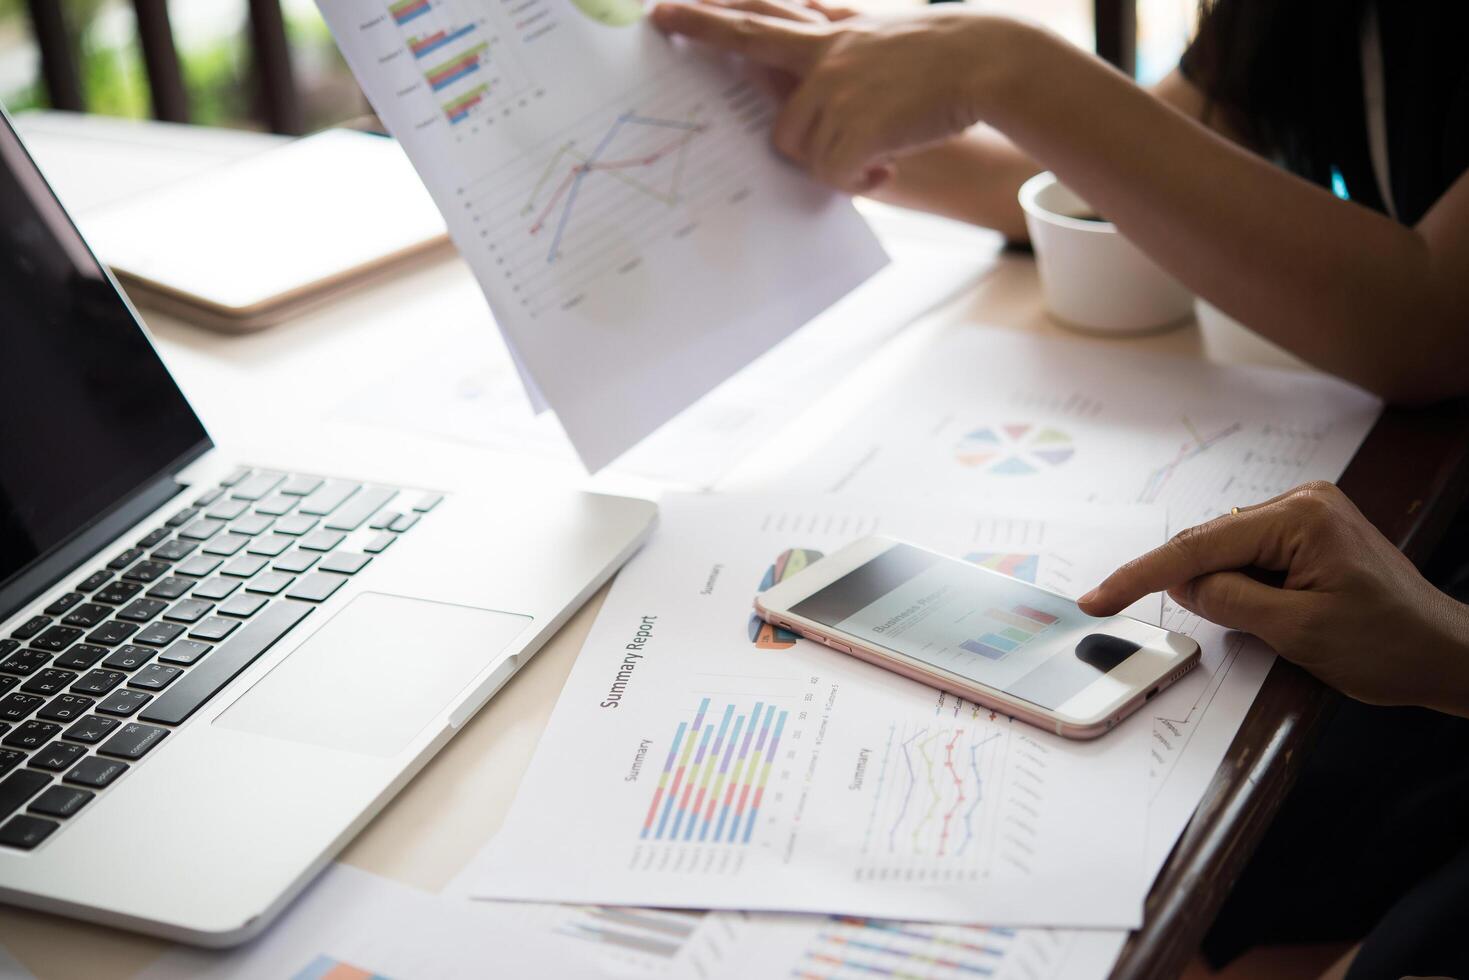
[726, 327, 1382, 875]
[473, 495, 1165, 927]
[316, 0, 887, 470]
[335, 230, 995, 488]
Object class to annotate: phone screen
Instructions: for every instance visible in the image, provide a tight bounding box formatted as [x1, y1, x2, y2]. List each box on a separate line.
[791, 543, 1143, 711]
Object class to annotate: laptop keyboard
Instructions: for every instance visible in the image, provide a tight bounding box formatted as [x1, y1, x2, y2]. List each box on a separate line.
[0, 468, 440, 851]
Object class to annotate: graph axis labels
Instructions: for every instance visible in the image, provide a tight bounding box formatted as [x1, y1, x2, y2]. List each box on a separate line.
[953, 423, 1075, 476]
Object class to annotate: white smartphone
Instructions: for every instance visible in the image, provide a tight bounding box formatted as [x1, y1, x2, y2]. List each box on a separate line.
[754, 536, 1200, 739]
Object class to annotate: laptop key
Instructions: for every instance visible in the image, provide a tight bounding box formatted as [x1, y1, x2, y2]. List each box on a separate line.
[0, 750, 22, 776]
[231, 471, 285, 501]
[137, 527, 172, 548]
[0, 694, 44, 722]
[122, 561, 170, 583]
[202, 534, 249, 557]
[273, 550, 318, 573]
[230, 514, 274, 537]
[12, 617, 52, 641]
[62, 715, 118, 744]
[0, 814, 59, 849]
[4, 721, 61, 750]
[298, 482, 359, 517]
[30, 625, 82, 652]
[189, 617, 239, 641]
[28, 741, 85, 772]
[76, 571, 112, 592]
[255, 495, 297, 516]
[217, 594, 267, 618]
[102, 645, 156, 671]
[245, 572, 295, 595]
[368, 511, 400, 530]
[389, 513, 420, 533]
[193, 486, 224, 506]
[413, 493, 444, 512]
[164, 599, 213, 624]
[193, 578, 239, 601]
[29, 785, 93, 819]
[117, 599, 169, 623]
[21, 670, 78, 697]
[245, 534, 293, 558]
[37, 694, 93, 723]
[279, 474, 323, 496]
[96, 690, 151, 717]
[285, 573, 347, 603]
[221, 556, 268, 578]
[130, 665, 183, 691]
[165, 506, 200, 528]
[141, 600, 313, 726]
[64, 757, 128, 789]
[145, 576, 193, 600]
[85, 622, 138, 647]
[299, 530, 345, 552]
[71, 670, 125, 696]
[0, 676, 15, 695]
[0, 770, 52, 821]
[151, 539, 197, 562]
[61, 603, 111, 628]
[324, 487, 397, 532]
[204, 498, 249, 520]
[179, 518, 226, 541]
[43, 593, 83, 617]
[158, 641, 210, 666]
[272, 514, 318, 536]
[1, 650, 50, 676]
[219, 466, 251, 487]
[175, 556, 222, 578]
[107, 548, 145, 571]
[134, 622, 185, 647]
[319, 552, 371, 575]
[99, 723, 168, 761]
[95, 581, 143, 604]
[53, 643, 108, 671]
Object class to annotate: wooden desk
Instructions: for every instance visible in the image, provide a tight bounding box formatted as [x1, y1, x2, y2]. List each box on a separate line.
[5, 113, 1467, 979]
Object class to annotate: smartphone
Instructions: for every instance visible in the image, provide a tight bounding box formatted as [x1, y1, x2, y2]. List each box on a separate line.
[754, 536, 1200, 739]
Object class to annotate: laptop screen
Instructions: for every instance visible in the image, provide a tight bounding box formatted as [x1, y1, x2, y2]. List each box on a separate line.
[0, 114, 209, 599]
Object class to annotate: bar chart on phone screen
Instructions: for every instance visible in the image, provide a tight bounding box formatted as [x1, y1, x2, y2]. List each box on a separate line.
[459, 74, 772, 317]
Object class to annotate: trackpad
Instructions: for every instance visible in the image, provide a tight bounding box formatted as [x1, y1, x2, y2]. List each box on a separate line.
[215, 593, 532, 756]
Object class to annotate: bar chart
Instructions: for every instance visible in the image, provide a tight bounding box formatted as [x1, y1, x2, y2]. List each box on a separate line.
[959, 604, 1059, 662]
[640, 697, 789, 846]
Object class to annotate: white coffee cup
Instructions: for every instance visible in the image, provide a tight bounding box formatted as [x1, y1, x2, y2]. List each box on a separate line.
[1019, 171, 1194, 335]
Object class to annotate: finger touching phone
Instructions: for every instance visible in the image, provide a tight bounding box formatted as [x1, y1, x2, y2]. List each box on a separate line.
[754, 536, 1200, 739]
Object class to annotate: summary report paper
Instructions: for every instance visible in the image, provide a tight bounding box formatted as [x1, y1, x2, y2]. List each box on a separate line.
[316, 0, 887, 469]
[473, 495, 1165, 927]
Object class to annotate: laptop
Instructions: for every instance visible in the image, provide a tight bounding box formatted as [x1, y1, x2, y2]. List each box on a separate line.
[0, 112, 657, 945]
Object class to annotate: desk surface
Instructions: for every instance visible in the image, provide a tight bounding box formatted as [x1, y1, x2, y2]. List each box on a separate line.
[5, 112, 1466, 980]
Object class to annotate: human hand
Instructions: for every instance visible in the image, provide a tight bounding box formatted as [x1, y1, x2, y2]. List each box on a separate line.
[1078, 482, 1469, 716]
[651, 0, 1016, 192]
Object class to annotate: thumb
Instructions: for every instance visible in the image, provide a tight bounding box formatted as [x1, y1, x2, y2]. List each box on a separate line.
[1167, 570, 1298, 639]
[652, 2, 827, 73]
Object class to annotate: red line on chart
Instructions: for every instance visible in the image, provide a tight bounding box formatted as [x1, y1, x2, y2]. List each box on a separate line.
[937, 730, 965, 857]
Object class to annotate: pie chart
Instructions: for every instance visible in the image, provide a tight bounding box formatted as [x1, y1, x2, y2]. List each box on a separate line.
[571, 0, 644, 26]
[954, 424, 1075, 475]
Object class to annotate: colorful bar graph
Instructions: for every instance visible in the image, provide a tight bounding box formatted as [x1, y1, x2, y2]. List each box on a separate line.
[408, 23, 476, 58]
[426, 43, 487, 92]
[388, 0, 431, 26]
[443, 85, 488, 124]
[959, 604, 1058, 661]
[293, 955, 390, 980]
[641, 698, 787, 846]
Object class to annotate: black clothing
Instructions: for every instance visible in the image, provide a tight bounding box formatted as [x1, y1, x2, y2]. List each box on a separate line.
[1180, 1, 1469, 225]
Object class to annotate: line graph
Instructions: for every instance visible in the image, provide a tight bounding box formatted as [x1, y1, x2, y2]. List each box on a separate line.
[460, 72, 774, 316]
[524, 111, 709, 264]
[1138, 417, 1242, 504]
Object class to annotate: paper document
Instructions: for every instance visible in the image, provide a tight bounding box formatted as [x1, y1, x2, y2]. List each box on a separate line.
[474, 494, 1167, 927]
[316, 0, 887, 469]
[728, 327, 1381, 874]
[336, 230, 995, 487]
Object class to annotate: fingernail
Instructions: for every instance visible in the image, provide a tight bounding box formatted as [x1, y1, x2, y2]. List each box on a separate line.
[1078, 589, 1098, 605]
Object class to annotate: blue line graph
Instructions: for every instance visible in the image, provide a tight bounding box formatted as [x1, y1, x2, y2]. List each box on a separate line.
[888, 728, 926, 853]
[958, 735, 1000, 856]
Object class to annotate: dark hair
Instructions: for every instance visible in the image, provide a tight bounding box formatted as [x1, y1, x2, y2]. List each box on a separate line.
[1183, 0, 1369, 188]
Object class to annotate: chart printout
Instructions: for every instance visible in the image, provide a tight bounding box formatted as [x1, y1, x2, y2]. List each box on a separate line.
[734, 328, 1382, 873]
[316, 0, 888, 470]
[474, 495, 1167, 927]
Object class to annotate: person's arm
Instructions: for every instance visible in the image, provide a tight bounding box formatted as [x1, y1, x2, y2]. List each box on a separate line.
[650, 6, 1469, 403]
[1077, 482, 1469, 718]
